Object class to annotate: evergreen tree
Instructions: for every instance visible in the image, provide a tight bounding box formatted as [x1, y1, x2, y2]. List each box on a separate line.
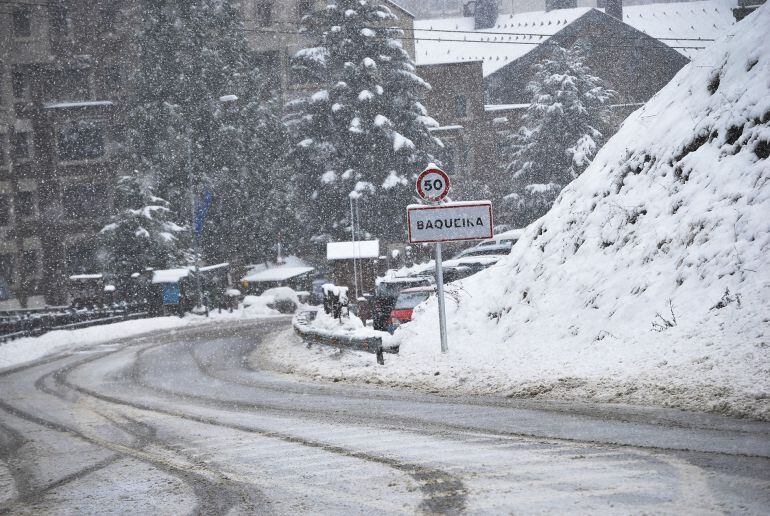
[285, 0, 443, 242]
[124, 0, 286, 265]
[501, 44, 615, 227]
[98, 175, 186, 276]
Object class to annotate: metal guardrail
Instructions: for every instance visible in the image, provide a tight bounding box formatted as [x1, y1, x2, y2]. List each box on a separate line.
[0, 304, 151, 344]
[292, 310, 396, 365]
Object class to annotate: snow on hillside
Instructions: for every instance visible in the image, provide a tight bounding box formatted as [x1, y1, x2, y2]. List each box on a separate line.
[265, 6, 769, 420]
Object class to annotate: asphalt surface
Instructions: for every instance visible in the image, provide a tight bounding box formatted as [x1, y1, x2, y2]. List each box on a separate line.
[0, 318, 768, 514]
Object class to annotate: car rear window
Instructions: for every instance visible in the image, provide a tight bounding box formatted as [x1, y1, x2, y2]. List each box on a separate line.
[394, 291, 432, 310]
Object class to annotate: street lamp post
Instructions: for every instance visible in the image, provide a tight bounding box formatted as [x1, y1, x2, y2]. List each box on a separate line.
[187, 94, 238, 316]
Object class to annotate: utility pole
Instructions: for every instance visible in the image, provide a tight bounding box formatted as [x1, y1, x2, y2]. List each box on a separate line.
[349, 195, 360, 300]
[187, 134, 204, 313]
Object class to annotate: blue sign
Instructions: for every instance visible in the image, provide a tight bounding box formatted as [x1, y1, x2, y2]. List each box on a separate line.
[163, 283, 181, 305]
[194, 188, 213, 236]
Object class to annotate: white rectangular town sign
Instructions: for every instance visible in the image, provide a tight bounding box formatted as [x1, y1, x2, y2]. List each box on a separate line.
[407, 201, 493, 244]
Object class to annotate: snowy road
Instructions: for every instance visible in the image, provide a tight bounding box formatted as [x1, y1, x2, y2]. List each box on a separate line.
[0, 319, 768, 514]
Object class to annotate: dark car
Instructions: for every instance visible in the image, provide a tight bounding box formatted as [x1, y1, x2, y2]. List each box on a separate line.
[372, 276, 434, 331]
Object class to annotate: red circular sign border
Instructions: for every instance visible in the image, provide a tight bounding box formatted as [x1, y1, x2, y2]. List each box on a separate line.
[416, 167, 451, 202]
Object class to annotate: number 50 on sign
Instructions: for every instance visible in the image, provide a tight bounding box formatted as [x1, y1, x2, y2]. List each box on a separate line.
[416, 166, 451, 203]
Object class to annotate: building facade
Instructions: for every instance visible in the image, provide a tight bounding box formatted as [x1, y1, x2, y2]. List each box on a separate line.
[0, 0, 417, 306]
[1, 0, 130, 306]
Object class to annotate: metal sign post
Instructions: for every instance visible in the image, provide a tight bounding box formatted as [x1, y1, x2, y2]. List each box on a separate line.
[434, 242, 449, 353]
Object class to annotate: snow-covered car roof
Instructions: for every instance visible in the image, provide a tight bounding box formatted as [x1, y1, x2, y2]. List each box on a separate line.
[443, 255, 503, 267]
[381, 275, 434, 284]
[399, 286, 436, 294]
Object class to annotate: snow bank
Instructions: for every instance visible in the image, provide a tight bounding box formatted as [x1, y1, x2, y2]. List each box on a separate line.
[304, 309, 398, 349]
[265, 7, 770, 420]
[0, 309, 286, 371]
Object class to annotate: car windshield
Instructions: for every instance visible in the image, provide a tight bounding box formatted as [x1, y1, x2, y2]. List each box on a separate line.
[394, 291, 432, 310]
[376, 278, 429, 298]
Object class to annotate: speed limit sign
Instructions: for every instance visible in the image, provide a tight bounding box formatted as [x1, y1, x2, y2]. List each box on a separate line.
[416, 166, 451, 203]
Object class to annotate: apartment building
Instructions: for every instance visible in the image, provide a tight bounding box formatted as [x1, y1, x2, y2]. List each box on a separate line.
[0, 1, 417, 306]
[1, 1, 131, 306]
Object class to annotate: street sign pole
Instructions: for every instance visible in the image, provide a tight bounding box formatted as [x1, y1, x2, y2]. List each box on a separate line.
[435, 241, 449, 353]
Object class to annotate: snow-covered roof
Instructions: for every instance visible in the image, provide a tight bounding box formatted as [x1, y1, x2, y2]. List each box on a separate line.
[620, 1, 735, 60]
[241, 266, 315, 283]
[385, 0, 415, 19]
[429, 125, 464, 132]
[414, 2, 735, 76]
[327, 240, 381, 260]
[43, 101, 114, 109]
[152, 268, 189, 284]
[485, 104, 529, 112]
[199, 262, 229, 272]
[69, 274, 103, 280]
[414, 7, 591, 76]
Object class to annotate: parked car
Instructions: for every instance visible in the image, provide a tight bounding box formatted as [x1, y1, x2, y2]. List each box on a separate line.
[453, 228, 523, 260]
[372, 276, 434, 331]
[389, 286, 436, 333]
[409, 264, 474, 283]
[453, 243, 512, 259]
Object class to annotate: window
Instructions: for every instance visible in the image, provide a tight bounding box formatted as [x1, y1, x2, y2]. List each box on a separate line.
[257, 1, 273, 27]
[57, 120, 105, 161]
[12, 68, 28, 99]
[15, 190, 36, 218]
[440, 140, 456, 175]
[63, 184, 108, 219]
[52, 69, 90, 100]
[454, 95, 468, 118]
[50, 3, 70, 38]
[0, 195, 9, 226]
[0, 253, 14, 289]
[103, 66, 121, 95]
[66, 239, 98, 274]
[298, 0, 313, 17]
[13, 8, 32, 38]
[12, 132, 30, 160]
[21, 250, 39, 278]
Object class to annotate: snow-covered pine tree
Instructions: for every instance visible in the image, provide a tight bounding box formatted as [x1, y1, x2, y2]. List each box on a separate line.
[124, 0, 287, 265]
[285, 0, 443, 242]
[501, 44, 615, 227]
[98, 175, 186, 276]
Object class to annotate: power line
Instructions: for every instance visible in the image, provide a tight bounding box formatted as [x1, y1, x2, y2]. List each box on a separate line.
[0, 1, 718, 43]
[240, 27, 707, 51]
[411, 26, 716, 42]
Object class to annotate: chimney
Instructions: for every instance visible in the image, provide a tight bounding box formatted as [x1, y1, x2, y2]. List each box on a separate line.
[605, 0, 623, 21]
[473, 0, 498, 30]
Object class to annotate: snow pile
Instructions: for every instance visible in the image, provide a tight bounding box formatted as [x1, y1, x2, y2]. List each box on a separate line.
[266, 7, 770, 420]
[243, 287, 302, 315]
[302, 309, 398, 349]
[312, 309, 366, 333]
